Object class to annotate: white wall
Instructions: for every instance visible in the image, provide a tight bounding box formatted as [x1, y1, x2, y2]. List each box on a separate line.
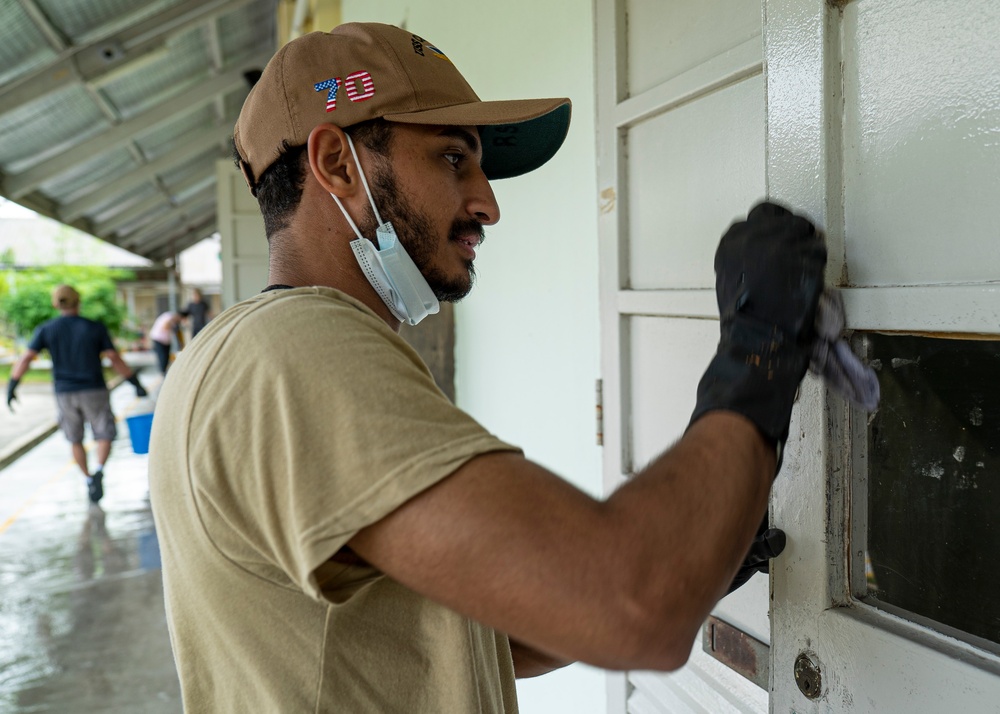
[340, 2, 603, 712]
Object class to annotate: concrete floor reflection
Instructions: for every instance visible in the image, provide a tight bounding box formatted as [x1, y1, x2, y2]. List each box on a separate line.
[0, 382, 180, 713]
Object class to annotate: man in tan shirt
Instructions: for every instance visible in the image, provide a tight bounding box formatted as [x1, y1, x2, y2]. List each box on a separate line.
[149, 22, 825, 712]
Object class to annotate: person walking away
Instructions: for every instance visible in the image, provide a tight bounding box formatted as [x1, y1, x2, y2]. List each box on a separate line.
[6, 285, 147, 503]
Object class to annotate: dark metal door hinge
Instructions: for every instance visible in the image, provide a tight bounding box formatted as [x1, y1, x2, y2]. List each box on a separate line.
[595, 379, 603, 446]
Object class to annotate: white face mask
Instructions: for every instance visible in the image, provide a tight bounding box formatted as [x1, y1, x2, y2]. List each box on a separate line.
[330, 134, 440, 326]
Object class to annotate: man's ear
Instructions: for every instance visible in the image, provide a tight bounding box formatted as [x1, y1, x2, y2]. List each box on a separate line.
[307, 123, 358, 197]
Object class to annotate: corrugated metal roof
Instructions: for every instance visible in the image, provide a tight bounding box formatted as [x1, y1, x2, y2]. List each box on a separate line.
[0, 0, 278, 262]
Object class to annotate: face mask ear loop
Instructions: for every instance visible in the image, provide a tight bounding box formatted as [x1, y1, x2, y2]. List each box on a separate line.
[345, 134, 384, 227]
[331, 193, 364, 240]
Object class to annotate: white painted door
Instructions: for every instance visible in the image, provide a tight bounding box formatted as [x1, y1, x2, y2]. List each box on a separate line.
[766, 0, 1000, 711]
[216, 159, 268, 308]
[594, 1, 772, 712]
[598, 0, 1000, 712]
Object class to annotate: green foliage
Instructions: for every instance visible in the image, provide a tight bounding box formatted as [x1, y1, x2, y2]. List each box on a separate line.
[0, 265, 135, 339]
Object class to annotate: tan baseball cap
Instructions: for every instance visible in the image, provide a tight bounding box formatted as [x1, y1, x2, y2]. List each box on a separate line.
[234, 22, 571, 194]
[51, 285, 80, 309]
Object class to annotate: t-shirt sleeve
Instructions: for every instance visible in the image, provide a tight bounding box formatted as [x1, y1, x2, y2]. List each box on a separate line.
[190, 293, 521, 599]
[97, 324, 115, 352]
[27, 325, 47, 352]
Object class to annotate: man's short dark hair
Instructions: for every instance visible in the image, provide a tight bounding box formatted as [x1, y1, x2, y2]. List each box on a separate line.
[237, 119, 395, 240]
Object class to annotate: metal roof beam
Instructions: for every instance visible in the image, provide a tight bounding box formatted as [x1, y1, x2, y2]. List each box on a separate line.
[137, 209, 217, 255]
[17, 0, 69, 52]
[205, 15, 228, 123]
[0, 0, 256, 110]
[112, 0, 254, 59]
[94, 194, 170, 236]
[121, 195, 216, 249]
[148, 220, 219, 262]
[4, 58, 264, 199]
[0, 58, 81, 113]
[95, 169, 213, 235]
[59, 124, 234, 222]
[205, 19, 226, 71]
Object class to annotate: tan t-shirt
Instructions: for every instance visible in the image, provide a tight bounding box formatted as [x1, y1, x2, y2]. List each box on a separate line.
[149, 287, 521, 713]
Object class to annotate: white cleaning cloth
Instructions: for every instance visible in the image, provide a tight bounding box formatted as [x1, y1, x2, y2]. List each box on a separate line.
[809, 290, 880, 411]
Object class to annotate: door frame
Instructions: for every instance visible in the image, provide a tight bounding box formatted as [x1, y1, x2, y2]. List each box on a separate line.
[767, 0, 1000, 711]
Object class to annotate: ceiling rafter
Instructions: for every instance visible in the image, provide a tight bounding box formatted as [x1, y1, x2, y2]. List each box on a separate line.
[0, 0, 256, 111]
[148, 220, 219, 262]
[121, 194, 216, 249]
[17, 0, 70, 52]
[140, 210, 217, 256]
[0, 0, 277, 262]
[95, 193, 173, 237]
[5, 57, 266, 199]
[205, 14, 228, 128]
[77, 75, 154, 179]
[96, 169, 214, 236]
[60, 123, 235, 222]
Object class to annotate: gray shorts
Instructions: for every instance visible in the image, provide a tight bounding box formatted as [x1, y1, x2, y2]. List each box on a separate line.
[55, 389, 117, 443]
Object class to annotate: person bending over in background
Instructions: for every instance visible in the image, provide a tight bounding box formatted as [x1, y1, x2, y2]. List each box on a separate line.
[148, 311, 184, 374]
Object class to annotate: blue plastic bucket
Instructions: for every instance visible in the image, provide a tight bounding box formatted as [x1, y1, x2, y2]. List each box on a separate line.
[125, 412, 154, 454]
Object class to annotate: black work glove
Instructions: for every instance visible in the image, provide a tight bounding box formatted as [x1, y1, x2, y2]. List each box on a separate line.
[126, 372, 148, 398]
[690, 201, 827, 457]
[6, 378, 19, 413]
[726, 517, 786, 594]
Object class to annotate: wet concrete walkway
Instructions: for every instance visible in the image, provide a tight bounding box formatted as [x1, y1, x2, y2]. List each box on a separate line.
[0, 382, 58, 468]
[0, 372, 180, 713]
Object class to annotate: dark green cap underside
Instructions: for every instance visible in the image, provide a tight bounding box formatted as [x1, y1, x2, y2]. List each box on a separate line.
[479, 104, 571, 180]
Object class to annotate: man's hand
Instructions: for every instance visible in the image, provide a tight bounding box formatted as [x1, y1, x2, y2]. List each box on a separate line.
[126, 372, 148, 397]
[690, 201, 827, 456]
[6, 378, 20, 413]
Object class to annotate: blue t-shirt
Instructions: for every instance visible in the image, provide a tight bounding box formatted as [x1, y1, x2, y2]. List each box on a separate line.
[28, 315, 114, 393]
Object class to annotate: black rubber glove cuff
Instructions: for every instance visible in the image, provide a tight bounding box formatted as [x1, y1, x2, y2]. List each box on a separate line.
[690, 312, 811, 448]
[726, 517, 786, 595]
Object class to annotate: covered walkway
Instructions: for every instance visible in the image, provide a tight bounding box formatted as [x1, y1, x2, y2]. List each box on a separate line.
[0, 369, 180, 713]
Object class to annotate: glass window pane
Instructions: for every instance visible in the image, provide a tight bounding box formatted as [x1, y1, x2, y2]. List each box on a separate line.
[863, 334, 1000, 648]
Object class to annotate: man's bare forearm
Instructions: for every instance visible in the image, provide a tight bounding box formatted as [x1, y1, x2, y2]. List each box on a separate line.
[105, 350, 135, 378]
[10, 351, 37, 381]
[509, 638, 572, 678]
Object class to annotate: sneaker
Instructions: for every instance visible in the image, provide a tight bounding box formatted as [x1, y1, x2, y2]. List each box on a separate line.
[88, 469, 104, 503]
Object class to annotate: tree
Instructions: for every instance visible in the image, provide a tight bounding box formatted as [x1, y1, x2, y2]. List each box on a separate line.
[0, 265, 135, 339]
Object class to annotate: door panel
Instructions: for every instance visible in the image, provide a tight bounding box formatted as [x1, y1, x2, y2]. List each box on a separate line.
[628, 317, 716, 467]
[625, 0, 761, 96]
[596, 1, 769, 711]
[627, 76, 765, 289]
[217, 158, 267, 308]
[601, 0, 1000, 712]
[767, 0, 1000, 711]
[842, 0, 1000, 287]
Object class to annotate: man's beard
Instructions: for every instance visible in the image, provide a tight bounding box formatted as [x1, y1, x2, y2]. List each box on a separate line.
[355, 161, 483, 303]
